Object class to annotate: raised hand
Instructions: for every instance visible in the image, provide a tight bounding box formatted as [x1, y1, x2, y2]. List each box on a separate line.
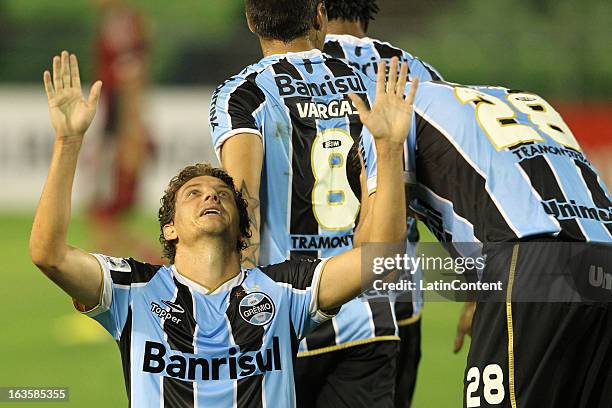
[43, 51, 102, 141]
[349, 57, 418, 147]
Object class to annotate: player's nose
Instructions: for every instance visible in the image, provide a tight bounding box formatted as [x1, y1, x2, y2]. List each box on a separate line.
[202, 188, 220, 203]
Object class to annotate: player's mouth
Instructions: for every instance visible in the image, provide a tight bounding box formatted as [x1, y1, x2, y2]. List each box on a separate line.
[199, 205, 223, 218]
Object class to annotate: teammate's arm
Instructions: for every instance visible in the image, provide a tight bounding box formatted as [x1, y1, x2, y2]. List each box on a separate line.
[454, 301, 476, 353]
[220, 134, 263, 268]
[318, 59, 419, 312]
[29, 51, 104, 310]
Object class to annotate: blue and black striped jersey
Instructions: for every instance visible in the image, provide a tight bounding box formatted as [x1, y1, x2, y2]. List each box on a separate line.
[82, 254, 331, 407]
[324, 34, 445, 322]
[324, 34, 442, 83]
[368, 82, 612, 252]
[209, 49, 399, 354]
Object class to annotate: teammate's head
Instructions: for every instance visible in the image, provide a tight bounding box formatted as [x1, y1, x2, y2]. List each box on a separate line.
[158, 163, 251, 264]
[325, 0, 379, 33]
[245, 0, 328, 46]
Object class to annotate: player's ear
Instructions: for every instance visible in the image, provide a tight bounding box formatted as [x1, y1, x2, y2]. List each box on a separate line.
[163, 223, 178, 241]
[313, 1, 327, 31]
[246, 12, 256, 34]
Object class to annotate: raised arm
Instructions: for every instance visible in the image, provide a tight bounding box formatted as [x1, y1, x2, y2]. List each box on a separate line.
[220, 134, 263, 268]
[318, 59, 419, 312]
[29, 51, 104, 309]
[352, 157, 374, 248]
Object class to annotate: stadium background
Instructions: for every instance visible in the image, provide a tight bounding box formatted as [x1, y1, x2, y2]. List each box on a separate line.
[1, 0, 610, 406]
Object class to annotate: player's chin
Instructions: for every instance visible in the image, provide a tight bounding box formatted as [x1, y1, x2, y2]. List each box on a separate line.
[199, 218, 231, 235]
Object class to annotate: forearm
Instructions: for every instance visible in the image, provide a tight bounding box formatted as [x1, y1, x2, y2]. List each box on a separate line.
[368, 142, 406, 243]
[242, 203, 261, 268]
[353, 165, 374, 247]
[30, 138, 82, 268]
[220, 133, 263, 268]
[319, 143, 406, 311]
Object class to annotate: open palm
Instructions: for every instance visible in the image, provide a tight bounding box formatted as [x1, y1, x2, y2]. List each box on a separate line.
[350, 58, 418, 147]
[43, 51, 102, 139]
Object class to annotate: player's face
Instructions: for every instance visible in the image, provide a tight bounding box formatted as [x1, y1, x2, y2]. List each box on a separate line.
[171, 176, 241, 247]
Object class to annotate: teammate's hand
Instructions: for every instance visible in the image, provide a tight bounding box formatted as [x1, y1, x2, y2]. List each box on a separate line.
[349, 57, 418, 148]
[454, 301, 476, 353]
[43, 50, 102, 141]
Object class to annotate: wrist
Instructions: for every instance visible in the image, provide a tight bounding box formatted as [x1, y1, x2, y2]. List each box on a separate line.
[375, 140, 405, 156]
[55, 133, 84, 145]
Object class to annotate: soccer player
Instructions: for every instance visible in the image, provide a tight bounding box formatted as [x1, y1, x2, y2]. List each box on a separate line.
[29, 51, 415, 407]
[322, 2, 443, 406]
[210, 1, 402, 406]
[358, 77, 612, 406]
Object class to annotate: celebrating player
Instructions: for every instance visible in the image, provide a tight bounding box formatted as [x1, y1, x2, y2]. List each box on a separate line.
[322, 2, 443, 406]
[359, 76, 612, 406]
[210, 0, 403, 406]
[29, 51, 414, 407]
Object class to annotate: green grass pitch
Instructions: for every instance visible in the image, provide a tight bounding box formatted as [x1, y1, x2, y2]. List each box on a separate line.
[1, 213, 468, 407]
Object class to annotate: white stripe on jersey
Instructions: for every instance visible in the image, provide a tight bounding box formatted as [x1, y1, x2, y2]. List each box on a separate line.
[221, 300, 238, 408]
[513, 162, 562, 232]
[159, 375, 164, 408]
[188, 286, 199, 408]
[252, 99, 267, 155]
[365, 302, 376, 338]
[332, 316, 341, 346]
[282, 102, 294, 261]
[274, 281, 310, 294]
[543, 155, 590, 241]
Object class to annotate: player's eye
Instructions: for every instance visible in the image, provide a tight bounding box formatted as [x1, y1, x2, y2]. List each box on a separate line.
[218, 190, 230, 198]
[186, 189, 200, 198]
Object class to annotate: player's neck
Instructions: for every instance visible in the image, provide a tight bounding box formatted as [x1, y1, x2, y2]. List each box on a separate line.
[173, 239, 241, 292]
[259, 37, 321, 57]
[327, 19, 366, 38]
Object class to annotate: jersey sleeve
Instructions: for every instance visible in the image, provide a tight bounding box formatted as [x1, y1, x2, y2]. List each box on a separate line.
[74, 255, 159, 340]
[261, 258, 333, 338]
[209, 73, 266, 162]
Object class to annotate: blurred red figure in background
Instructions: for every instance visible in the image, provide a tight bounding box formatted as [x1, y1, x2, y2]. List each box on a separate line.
[90, 0, 156, 258]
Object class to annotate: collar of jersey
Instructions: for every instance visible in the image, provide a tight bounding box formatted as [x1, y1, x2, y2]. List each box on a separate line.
[262, 48, 324, 62]
[326, 33, 373, 46]
[171, 265, 246, 295]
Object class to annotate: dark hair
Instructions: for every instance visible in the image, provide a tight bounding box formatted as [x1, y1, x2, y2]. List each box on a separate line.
[158, 163, 251, 264]
[245, 0, 322, 42]
[325, 0, 379, 31]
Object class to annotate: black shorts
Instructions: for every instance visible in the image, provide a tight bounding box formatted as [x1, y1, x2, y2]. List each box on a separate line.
[395, 318, 421, 408]
[295, 340, 399, 408]
[464, 242, 612, 408]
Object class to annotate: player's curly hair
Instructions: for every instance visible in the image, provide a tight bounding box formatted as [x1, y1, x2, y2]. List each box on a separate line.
[158, 163, 251, 264]
[245, 0, 322, 42]
[325, 0, 379, 32]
